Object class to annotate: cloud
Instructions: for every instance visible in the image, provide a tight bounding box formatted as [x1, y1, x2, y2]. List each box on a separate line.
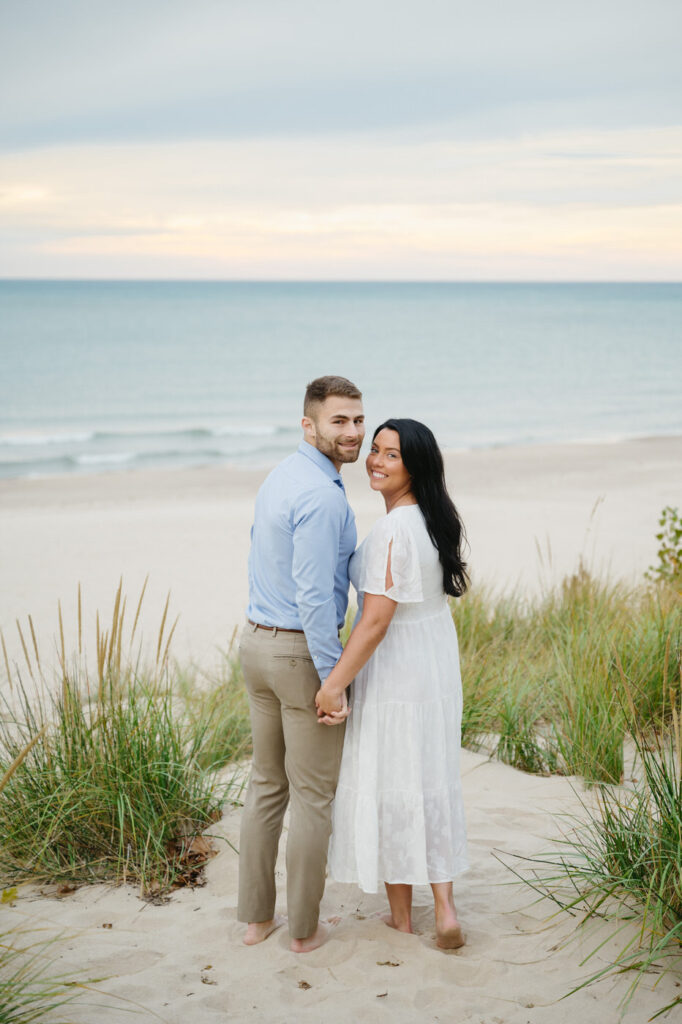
[2, 125, 680, 211]
[0, 184, 50, 207]
[1, 1, 681, 149]
[1, 127, 680, 279]
[1, 2, 680, 277]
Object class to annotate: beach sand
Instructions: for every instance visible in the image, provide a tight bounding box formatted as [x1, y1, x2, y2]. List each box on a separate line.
[5, 750, 681, 1022]
[1, 435, 681, 1022]
[1, 434, 679, 673]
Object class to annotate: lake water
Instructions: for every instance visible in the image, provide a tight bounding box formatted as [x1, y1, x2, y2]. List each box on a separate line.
[1, 281, 680, 479]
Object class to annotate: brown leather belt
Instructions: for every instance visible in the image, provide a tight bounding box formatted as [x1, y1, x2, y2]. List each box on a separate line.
[248, 619, 304, 634]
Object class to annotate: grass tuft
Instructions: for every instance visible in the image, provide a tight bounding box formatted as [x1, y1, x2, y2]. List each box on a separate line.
[507, 667, 682, 1015]
[454, 566, 681, 783]
[0, 586, 239, 897]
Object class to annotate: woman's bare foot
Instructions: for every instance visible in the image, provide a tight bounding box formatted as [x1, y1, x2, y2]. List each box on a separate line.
[436, 922, 465, 949]
[380, 912, 413, 934]
[243, 915, 286, 946]
[290, 917, 340, 953]
[435, 905, 465, 949]
[431, 881, 465, 949]
[383, 882, 413, 933]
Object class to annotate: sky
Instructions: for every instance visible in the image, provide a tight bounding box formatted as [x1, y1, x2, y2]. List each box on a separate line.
[1, 0, 681, 280]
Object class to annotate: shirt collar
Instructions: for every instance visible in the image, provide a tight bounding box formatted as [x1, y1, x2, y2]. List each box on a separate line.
[298, 440, 343, 485]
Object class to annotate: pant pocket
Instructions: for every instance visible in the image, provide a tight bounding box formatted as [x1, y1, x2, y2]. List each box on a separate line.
[271, 654, 319, 710]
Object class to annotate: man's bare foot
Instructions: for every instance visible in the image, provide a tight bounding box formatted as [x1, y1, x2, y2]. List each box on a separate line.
[243, 915, 286, 946]
[380, 912, 413, 934]
[290, 917, 340, 953]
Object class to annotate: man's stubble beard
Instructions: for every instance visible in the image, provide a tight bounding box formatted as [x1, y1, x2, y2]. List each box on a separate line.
[314, 433, 362, 465]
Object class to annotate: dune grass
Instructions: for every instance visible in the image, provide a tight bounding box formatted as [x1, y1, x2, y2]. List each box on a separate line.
[0, 761, 80, 1023]
[0, 582, 239, 897]
[0, 584, 254, 1021]
[0, 674, 224, 895]
[453, 539, 681, 1015]
[454, 567, 681, 784]
[0, 923, 80, 1024]
[511, 680, 682, 1017]
[3, 567, 669, 894]
[454, 561, 681, 1012]
[174, 630, 252, 774]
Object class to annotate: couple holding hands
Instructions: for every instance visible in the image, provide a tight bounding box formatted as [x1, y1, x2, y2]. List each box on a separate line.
[237, 375, 468, 953]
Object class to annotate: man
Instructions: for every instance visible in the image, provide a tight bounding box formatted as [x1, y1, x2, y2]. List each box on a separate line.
[237, 375, 365, 953]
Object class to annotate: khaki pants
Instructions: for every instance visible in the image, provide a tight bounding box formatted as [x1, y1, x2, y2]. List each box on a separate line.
[237, 623, 345, 939]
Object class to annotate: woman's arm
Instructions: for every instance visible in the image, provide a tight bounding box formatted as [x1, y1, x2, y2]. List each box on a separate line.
[315, 590, 397, 716]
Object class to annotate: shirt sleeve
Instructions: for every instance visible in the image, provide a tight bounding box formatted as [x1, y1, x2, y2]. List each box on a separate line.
[360, 516, 423, 603]
[292, 485, 346, 682]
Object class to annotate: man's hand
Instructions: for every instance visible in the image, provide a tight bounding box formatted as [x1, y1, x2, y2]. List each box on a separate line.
[315, 687, 351, 726]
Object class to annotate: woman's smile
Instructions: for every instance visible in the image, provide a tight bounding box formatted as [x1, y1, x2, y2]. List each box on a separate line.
[366, 428, 414, 509]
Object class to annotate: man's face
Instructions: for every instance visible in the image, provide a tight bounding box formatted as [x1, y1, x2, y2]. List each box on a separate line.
[303, 395, 365, 469]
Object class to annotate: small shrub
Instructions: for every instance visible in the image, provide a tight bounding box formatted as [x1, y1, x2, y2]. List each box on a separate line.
[647, 505, 682, 586]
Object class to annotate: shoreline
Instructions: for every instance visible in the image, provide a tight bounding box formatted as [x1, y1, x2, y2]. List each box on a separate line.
[2, 429, 680, 493]
[1, 429, 680, 503]
[1, 433, 680, 674]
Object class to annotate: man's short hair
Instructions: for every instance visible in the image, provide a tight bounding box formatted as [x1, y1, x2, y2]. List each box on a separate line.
[303, 376, 362, 417]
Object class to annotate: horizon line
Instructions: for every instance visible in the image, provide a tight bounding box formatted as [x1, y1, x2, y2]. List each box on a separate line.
[1, 277, 681, 286]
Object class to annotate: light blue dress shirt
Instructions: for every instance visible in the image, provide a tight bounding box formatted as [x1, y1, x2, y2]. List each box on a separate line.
[246, 441, 357, 682]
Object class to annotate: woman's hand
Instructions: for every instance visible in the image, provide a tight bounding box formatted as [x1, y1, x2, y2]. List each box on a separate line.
[314, 592, 396, 727]
[315, 687, 351, 725]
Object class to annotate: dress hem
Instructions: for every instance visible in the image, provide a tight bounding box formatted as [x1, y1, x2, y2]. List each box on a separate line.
[329, 862, 470, 895]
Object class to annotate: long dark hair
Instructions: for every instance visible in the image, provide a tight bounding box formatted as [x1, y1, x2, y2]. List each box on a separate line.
[373, 418, 469, 597]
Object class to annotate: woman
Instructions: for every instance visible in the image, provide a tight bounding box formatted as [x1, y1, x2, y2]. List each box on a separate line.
[315, 418, 469, 948]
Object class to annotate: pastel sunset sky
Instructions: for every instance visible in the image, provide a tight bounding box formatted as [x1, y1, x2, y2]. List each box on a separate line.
[1, 0, 681, 279]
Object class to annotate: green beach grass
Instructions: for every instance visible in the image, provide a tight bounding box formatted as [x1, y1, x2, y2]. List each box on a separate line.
[1, 760, 80, 1023]
[174, 629, 252, 775]
[0, 582, 241, 897]
[0, 581, 250, 1021]
[456, 566, 681, 784]
[0, 922, 80, 1024]
[504, 682, 682, 1017]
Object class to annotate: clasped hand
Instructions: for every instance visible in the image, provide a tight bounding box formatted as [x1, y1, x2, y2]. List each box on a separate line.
[315, 685, 351, 726]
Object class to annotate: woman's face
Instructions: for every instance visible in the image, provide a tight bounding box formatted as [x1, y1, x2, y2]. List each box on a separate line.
[366, 428, 412, 500]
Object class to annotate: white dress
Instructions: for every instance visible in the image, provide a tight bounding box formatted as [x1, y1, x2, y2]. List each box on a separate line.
[328, 504, 468, 893]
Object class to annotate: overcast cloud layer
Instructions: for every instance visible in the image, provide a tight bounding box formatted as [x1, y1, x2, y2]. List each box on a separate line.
[1, 0, 681, 278]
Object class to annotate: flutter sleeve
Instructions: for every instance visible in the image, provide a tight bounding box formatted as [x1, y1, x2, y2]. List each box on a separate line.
[359, 514, 423, 603]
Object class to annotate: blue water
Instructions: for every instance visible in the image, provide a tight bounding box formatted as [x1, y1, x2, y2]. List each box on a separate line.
[1, 281, 680, 479]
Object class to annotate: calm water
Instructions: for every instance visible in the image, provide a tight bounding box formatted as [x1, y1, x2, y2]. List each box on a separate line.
[1, 281, 680, 479]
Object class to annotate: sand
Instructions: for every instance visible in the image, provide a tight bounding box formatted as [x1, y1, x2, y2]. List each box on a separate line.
[5, 751, 681, 1022]
[1, 435, 681, 1022]
[1, 434, 679, 674]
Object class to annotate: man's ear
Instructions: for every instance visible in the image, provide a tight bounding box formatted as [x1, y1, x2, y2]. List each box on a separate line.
[302, 416, 315, 440]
